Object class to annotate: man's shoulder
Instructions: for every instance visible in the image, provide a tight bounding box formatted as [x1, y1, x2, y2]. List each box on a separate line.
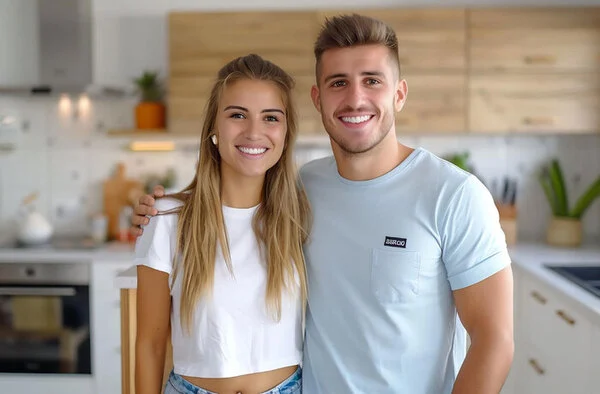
[410, 148, 473, 189]
[299, 156, 336, 180]
[415, 148, 471, 178]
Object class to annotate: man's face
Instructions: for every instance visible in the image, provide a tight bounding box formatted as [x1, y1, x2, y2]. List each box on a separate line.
[311, 44, 407, 155]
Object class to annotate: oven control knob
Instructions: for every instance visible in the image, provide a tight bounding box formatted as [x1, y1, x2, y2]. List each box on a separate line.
[25, 267, 35, 277]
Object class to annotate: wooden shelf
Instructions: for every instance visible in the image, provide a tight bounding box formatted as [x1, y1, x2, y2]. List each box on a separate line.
[106, 129, 168, 136]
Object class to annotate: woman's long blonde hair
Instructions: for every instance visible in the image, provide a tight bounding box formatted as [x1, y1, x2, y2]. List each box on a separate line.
[167, 54, 311, 332]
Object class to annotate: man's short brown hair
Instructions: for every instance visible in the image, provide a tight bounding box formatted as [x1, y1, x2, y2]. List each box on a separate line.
[314, 14, 400, 82]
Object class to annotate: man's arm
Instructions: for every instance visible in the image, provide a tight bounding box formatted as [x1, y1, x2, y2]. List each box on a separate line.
[130, 185, 164, 236]
[451, 265, 514, 394]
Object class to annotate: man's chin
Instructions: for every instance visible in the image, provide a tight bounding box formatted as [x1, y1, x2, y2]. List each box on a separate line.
[333, 137, 378, 155]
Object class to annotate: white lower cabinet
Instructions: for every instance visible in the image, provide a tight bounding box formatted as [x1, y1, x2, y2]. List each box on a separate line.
[91, 261, 132, 394]
[510, 266, 595, 394]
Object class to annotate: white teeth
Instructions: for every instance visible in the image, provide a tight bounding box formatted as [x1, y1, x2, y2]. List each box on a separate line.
[238, 146, 267, 155]
[341, 115, 371, 124]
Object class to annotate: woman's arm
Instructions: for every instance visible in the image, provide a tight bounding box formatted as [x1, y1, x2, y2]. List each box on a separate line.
[135, 265, 171, 394]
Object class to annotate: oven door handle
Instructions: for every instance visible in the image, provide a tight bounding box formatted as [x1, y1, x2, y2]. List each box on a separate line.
[0, 287, 76, 296]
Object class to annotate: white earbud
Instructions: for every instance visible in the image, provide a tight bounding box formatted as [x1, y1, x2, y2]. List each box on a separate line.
[211, 134, 217, 145]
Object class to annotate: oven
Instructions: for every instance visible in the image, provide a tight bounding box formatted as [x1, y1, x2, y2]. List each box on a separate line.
[0, 262, 91, 375]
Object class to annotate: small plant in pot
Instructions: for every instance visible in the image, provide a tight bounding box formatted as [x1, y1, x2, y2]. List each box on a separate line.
[133, 70, 166, 130]
[539, 159, 600, 247]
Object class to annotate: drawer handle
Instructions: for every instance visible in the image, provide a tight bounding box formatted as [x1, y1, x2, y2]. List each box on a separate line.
[523, 55, 556, 65]
[556, 310, 576, 326]
[530, 291, 547, 305]
[528, 358, 545, 375]
[522, 117, 554, 126]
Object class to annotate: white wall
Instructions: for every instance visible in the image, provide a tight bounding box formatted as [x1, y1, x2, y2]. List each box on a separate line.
[0, 95, 599, 245]
[92, 0, 600, 87]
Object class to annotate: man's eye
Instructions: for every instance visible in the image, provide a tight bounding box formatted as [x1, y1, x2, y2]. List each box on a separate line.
[331, 80, 346, 87]
[366, 79, 380, 85]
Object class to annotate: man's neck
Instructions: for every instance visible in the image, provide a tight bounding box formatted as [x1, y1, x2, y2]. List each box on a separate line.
[332, 132, 413, 182]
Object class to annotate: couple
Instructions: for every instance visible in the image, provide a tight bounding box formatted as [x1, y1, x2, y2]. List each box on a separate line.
[132, 13, 514, 394]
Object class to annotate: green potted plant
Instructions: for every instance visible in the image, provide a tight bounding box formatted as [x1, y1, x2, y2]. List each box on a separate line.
[539, 159, 600, 247]
[133, 70, 166, 130]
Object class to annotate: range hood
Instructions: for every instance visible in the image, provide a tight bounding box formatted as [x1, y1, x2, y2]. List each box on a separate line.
[0, 0, 126, 96]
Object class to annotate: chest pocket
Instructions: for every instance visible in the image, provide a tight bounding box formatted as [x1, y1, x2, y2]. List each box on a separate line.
[371, 248, 421, 304]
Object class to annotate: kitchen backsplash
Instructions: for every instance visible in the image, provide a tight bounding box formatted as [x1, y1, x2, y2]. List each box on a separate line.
[1, 95, 599, 244]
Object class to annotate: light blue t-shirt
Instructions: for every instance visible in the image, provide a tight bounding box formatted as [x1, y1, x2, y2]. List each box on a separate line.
[300, 147, 511, 394]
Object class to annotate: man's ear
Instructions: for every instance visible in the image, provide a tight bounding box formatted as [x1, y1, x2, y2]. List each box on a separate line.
[310, 85, 321, 113]
[394, 79, 408, 112]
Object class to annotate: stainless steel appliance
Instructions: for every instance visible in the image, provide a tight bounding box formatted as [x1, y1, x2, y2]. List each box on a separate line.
[0, 262, 91, 374]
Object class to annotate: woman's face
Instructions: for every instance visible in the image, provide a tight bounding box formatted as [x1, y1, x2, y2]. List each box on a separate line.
[214, 79, 288, 182]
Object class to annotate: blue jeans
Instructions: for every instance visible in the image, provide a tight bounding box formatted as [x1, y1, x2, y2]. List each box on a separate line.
[164, 367, 302, 394]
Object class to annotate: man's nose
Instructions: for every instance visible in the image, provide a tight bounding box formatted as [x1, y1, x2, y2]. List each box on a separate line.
[345, 84, 367, 109]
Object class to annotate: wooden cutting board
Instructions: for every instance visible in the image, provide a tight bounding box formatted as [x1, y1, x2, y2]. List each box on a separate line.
[103, 163, 144, 241]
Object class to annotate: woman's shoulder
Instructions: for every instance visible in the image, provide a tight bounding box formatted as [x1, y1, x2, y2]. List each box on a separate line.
[155, 196, 185, 212]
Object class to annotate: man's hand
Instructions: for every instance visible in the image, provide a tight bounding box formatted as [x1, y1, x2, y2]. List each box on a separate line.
[130, 185, 165, 236]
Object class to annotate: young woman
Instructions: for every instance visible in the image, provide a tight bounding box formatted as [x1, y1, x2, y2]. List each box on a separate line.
[134, 54, 311, 394]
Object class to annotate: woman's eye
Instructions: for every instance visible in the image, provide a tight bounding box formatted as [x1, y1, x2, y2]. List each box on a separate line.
[230, 113, 245, 119]
[265, 115, 279, 122]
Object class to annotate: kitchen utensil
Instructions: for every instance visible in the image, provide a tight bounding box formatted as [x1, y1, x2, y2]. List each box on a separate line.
[17, 192, 54, 245]
[103, 163, 144, 240]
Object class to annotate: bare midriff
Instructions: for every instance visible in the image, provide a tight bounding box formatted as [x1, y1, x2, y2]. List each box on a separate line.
[180, 365, 298, 394]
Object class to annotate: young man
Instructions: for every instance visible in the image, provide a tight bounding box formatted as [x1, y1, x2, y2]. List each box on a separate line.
[131, 14, 514, 394]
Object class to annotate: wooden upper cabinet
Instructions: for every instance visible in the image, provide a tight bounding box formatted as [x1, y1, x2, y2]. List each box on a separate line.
[169, 12, 319, 77]
[168, 11, 323, 135]
[318, 9, 467, 71]
[470, 73, 600, 133]
[469, 8, 600, 72]
[397, 73, 466, 133]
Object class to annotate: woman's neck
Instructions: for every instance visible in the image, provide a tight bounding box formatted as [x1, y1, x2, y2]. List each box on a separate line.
[220, 173, 264, 208]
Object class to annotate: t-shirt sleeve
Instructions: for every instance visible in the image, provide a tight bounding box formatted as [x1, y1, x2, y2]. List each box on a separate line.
[440, 175, 511, 290]
[134, 198, 181, 274]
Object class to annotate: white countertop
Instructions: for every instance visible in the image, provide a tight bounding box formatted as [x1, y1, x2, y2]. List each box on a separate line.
[508, 242, 600, 325]
[115, 243, 600, 320]
[0, 241, 135, 263]
[116, 265, 138, 289]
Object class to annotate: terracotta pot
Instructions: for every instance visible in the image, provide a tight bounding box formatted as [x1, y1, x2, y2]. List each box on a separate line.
[135, 102, 166, 129]
[546, 217, 582, 248]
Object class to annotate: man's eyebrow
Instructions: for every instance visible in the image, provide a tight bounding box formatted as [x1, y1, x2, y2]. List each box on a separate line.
[323, 71, 386, 84]
[323, 73, 347, 85]
[223, 105, 285, 115]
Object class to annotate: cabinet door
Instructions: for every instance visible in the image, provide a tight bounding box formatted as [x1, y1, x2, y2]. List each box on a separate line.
[517, 272, 593, 394]
[92, 261, 132, 394]
[515, 343, 560, 394]
[591, 325, 600, 390]
[397, 73, 466, 134]
[469, 8, 600, 72]
[168, 11, 324, 136]
[469, 73, 600, 133]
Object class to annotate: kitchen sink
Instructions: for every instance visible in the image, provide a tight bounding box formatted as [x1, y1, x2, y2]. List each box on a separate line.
[545, 264, 600, 298]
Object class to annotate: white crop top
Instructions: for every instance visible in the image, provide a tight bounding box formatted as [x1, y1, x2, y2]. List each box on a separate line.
[134, 197, 303, 378]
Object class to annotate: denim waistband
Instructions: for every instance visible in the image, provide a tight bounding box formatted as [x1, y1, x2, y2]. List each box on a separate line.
[166, 366, 301, 394]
